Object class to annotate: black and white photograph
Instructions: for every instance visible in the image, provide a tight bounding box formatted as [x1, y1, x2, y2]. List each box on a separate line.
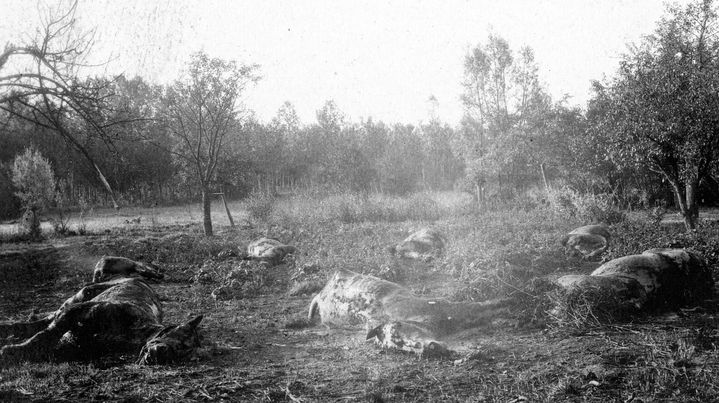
[1, 0, 719, 401]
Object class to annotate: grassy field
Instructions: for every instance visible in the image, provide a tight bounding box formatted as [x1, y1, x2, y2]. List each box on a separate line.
[1, 191, 719, 402]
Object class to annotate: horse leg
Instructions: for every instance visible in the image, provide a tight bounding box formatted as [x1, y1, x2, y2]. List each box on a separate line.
[0, 302, 101, 365]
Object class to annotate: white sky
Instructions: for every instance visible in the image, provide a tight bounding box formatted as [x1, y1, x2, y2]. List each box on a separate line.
[0, 0, 684, 126]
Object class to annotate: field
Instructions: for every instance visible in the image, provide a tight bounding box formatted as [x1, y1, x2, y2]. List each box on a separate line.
[1, 192, 719, 402]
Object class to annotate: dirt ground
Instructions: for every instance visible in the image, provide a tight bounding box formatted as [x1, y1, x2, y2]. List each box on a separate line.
[1, 222, 719, 402]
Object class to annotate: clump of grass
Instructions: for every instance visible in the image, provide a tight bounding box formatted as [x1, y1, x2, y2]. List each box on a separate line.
[392, 192, 441, 221]
[245, 191, 276, 226]
[547, 283, 641, 329]
[646, 204, 668, 226]
[547, 186, 625, 224]
[331, 193, 381, 223]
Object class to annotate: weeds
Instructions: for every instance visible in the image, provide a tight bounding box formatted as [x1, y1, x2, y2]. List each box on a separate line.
[245, 191, 276, 225]
[547, 187, 625, 224]
[270, 191, 446, 225]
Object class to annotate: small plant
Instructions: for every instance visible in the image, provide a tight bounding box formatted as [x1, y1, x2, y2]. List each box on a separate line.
[52, 180, 72, 236]
[334, 194, 361, 223]
[547, 186, 577, 217]
[76, 196, 91, 235]
[646, 204, 668, 226]
[51, 219, 70, 236]
[76, 222, 88, 235]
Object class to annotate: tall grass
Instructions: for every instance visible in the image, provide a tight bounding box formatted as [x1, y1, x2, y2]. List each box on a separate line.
[546, 186, 626, 224]
[267, 191, 466, 225]
[245, 191, 275, 225]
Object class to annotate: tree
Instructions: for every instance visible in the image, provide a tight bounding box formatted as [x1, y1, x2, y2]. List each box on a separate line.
[12, 148, 56, 212]
[270, 101, 302, 189]
[589, 0, 719, 230]
[106, 76, 176, 202]
[460, 35, 551, 201]
[416, 120, 463, 190]
[379, 125, 424, 195]
[0, 1, 125, 209]
[12, 148, 56, 238]
[161, 52, 258, 236]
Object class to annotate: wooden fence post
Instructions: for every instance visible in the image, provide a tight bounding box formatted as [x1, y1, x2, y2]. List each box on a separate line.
[213, 192, 235, 227]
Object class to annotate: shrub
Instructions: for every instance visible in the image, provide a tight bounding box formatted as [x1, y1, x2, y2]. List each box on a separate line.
[646, 204, 668, 226]
[11, 148, 57, 240]
[574, 193, 625, 224]
[547, 280, 641, 328]
[11, 148, 56, 212]
[547, 187, 625, 224]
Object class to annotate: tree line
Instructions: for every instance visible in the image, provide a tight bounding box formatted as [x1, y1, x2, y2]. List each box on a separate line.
[2, 0, 719, 232]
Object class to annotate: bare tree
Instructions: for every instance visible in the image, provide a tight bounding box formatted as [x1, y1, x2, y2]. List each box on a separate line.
[0, 0, 122, 209]
[160, 52, 259, 236]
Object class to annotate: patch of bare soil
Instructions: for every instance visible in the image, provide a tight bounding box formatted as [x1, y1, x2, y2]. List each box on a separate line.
[1, 229, 719, 402]
[0, 242, 89, 320]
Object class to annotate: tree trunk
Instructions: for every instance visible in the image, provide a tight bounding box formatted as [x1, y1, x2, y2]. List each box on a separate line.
[540, 163, 550, 194]
[666, 177, 698, 231]
[55, 120, 121, 210]
[201, 188, 213, 236]
[684, 179, 699, 230]
[220, 193, 235, 227]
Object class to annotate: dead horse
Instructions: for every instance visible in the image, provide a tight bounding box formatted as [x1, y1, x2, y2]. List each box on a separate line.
[308, 269, 510, 357]
[0, 278, 203, 365]
[560, 224, 611, 258]
[388, 228, 447, 261]
[555, 248, 714, 318]
[92, 255, 164, 283]
[244, 237, 297, 266]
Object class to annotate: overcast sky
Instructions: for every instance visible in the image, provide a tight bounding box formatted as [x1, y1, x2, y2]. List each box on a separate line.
[1, 0, 685, 125]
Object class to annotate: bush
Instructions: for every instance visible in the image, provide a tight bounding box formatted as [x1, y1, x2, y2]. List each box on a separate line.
[547, 187, 625, 224]
[11, 148, 56, 213]
[11, 149, 58, 240]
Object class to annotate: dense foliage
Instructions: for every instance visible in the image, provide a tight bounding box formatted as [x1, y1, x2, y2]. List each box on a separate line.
[588, 0, 719, 229]
[11, 148, 56, 213]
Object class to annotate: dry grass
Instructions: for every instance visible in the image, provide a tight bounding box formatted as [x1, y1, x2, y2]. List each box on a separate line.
[1, 192, 718, 401]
